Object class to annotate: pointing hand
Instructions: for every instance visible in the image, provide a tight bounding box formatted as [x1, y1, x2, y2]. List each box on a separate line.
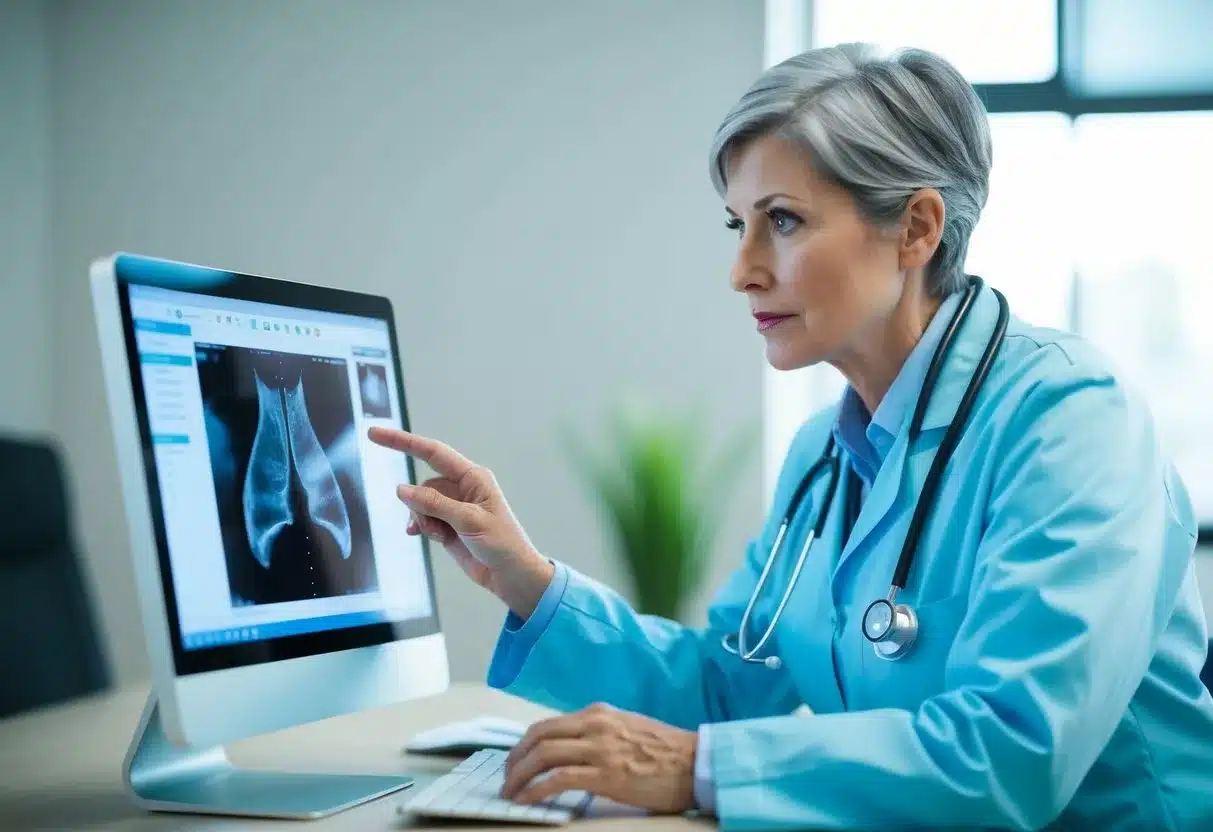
[368, 427, 554, 618]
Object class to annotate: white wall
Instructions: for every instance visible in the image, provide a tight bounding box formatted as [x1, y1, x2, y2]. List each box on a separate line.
[0, 0, 51, 436]
[47, 0, 766, 685]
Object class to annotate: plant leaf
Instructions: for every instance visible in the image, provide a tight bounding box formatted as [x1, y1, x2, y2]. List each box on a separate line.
[561, 403, 754, 621]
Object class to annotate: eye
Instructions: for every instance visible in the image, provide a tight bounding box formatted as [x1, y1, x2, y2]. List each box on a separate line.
[725, 215, 744, 237]
[768, 207, 803, 236]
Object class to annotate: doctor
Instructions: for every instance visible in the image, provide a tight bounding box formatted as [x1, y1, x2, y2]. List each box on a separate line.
[371, 43, 1213, 829]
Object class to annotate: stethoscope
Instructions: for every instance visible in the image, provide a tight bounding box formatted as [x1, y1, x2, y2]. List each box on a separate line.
[722, 275, 1009, 668]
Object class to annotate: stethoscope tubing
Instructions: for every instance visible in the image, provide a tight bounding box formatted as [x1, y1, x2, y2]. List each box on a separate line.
[724, 276, 1008, 667]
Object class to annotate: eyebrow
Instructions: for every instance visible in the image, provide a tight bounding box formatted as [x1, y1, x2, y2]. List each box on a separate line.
[725, 192, 800, 215]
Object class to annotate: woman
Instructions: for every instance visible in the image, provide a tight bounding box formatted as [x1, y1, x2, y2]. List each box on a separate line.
[371, 43, 1213, 829]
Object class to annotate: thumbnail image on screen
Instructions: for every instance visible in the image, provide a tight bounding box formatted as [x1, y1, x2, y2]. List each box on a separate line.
[195, 344, 378, 606]
[356, 362, 392, 419]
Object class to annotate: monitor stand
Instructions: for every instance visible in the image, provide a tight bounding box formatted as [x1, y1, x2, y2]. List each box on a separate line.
[122, 693, 414, 819]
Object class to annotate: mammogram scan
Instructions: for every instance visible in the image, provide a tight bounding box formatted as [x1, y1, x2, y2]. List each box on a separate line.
[196, 345, 378, 606]
[357, 362, 392, 418]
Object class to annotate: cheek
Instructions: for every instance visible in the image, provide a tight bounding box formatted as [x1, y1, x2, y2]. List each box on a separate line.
[779, 235, 863, 330]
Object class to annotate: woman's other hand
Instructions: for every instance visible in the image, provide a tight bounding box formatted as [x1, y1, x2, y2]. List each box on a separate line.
[500, 703, 698, 813]
[367, 426, 554, 618]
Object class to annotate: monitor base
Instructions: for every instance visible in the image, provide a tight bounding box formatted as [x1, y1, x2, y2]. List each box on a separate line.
[122, 693, 413, 819]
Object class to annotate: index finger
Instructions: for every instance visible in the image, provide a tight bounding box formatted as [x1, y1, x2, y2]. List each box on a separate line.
[367, 427, 476, 480]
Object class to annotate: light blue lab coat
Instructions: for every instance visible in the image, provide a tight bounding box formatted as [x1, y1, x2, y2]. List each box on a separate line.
[488, 283, 1213, 830]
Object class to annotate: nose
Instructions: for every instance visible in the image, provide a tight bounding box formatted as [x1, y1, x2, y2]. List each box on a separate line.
[729, 234, 773, 294]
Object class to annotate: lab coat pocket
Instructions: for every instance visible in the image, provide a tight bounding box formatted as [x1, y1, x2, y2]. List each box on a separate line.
[855, 591, 971, 711]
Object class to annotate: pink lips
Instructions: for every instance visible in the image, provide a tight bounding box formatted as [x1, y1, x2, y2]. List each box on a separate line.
[754, 314, 793, 332]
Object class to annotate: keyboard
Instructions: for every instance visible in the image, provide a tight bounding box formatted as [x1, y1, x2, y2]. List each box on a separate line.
[397, 748, 593, 825]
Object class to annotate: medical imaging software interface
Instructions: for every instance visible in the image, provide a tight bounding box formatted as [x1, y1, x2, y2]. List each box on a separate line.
[128, 285, 432, 650]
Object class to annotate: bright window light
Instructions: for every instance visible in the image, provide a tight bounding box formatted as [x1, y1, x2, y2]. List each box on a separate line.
[966, 112, 1075, 330]
[1071, 112, 1213, 523]
[812, 0, 1058, 84]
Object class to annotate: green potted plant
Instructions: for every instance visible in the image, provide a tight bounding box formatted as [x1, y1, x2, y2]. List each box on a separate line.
[564, 402, 753, 622]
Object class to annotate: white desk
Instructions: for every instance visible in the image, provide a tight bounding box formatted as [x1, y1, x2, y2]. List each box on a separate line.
[0, 682, 714, 831]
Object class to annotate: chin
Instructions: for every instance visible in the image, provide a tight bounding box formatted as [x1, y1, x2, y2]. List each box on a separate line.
[764, 343, 820, 372]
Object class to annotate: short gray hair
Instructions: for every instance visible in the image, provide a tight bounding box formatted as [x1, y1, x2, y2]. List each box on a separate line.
[709, 43, 992, 296]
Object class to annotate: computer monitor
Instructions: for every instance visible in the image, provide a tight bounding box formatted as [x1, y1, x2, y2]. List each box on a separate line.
[91, 252, 449, 818]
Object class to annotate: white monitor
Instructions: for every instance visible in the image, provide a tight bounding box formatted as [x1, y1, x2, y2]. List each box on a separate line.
[91, 252, 448, 818]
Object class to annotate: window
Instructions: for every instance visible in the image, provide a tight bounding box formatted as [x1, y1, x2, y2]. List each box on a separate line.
[812, 0, 1057, 84]
[1065, 0, 1213, 96]
[967, 112, 1074, 330]
[763, 1, 1213, 537]
[1071, 113, 1213, 523]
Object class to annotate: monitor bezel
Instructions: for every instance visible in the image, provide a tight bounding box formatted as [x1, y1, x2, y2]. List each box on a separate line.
[113, 253, 442, 677]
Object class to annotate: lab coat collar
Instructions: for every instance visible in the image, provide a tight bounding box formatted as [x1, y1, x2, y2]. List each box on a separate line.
[832, 279, 1002, 578]
[866, 287, 965, 461]
[916, 279, 1003, 434]
[832, 287, 964, 482]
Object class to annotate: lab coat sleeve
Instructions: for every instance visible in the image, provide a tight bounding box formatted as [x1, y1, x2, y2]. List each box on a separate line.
[484, 415, 837, 730]
[705, 347, 1199, 831]
[484, 541, 804, 730]
[486, 561, 570, 688]
[492, 561, 723, 811]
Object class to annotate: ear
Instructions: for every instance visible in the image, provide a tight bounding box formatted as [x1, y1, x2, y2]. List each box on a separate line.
[899, 189, 945, 272]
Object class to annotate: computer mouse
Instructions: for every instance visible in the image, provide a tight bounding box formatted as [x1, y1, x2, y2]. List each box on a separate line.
[469, 716, 529, 736]
[405, 717, 528, 756]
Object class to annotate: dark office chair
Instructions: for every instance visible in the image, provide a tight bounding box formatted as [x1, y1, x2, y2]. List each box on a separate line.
[0, 435, 109, 718]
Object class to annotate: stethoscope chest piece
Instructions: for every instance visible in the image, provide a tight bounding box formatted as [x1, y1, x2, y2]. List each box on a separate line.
[861, 596, 919, 660]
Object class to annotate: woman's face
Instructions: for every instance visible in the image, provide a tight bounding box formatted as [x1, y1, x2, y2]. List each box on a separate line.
[723, 133, 907, 372]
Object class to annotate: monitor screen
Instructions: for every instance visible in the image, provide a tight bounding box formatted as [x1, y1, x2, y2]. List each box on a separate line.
[115, 256, 439, 675]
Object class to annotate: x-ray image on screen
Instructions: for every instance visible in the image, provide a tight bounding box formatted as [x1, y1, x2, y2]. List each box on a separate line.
[196, 344, 378, 606]
[357, 362, 392, 419]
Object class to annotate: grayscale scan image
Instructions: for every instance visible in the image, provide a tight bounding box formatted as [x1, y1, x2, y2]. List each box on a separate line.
[356, 362, 392, 418]
[195, 344, 378, 606]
